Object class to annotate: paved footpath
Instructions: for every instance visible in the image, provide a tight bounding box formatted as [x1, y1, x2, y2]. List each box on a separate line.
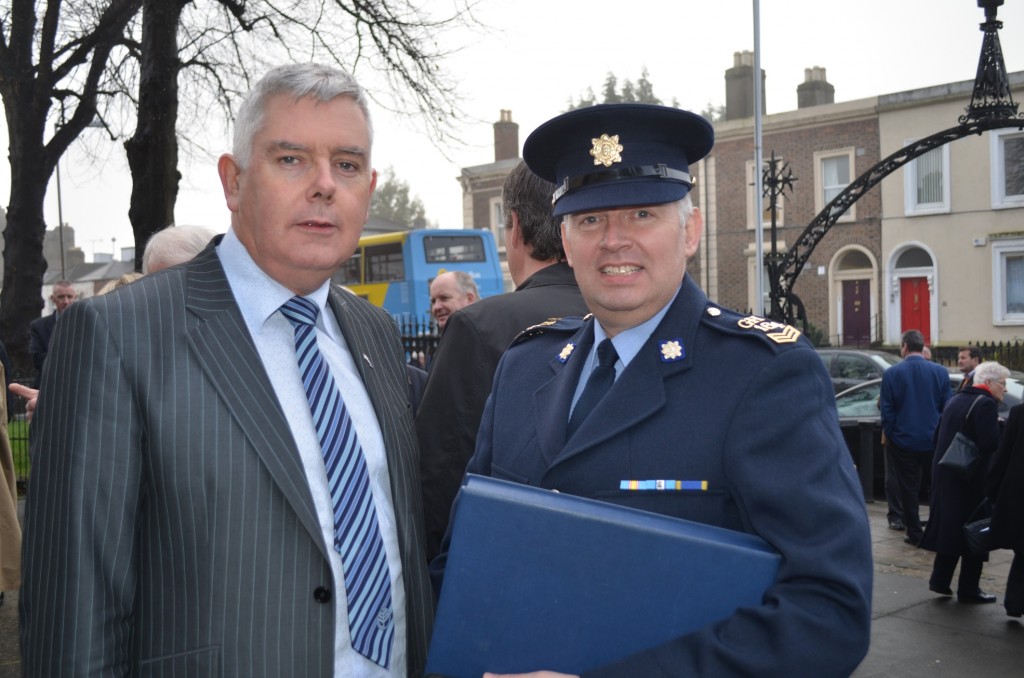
[855, 502, 1024, 677]
[1, 501, 1021, 677]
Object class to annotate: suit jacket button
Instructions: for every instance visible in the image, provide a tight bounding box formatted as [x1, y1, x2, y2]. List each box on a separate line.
[313, 586, 332, 603]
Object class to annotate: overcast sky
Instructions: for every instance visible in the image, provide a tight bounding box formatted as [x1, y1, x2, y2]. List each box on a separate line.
[2, 0, 1023, 261]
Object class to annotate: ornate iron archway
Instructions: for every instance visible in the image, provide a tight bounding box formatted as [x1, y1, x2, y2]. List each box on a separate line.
[767, 0, 1024, 326]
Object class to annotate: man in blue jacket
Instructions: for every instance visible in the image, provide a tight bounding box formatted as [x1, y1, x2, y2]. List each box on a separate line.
[881, 328, 952, 546]
[432, 103, 873, 677]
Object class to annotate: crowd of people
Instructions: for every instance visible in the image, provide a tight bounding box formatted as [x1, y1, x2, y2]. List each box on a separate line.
[0, 61, 1017, 676]
[881, 331, 1024, 617]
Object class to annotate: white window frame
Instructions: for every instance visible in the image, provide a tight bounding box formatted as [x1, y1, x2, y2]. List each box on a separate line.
[745, 159, 784, 230]
[990, 128, 1024, 209]
[813, 148, 856, 222]
[904, 141, 950, 215]
[992, 237, 1024, 324]
[489, 196, 506, 250]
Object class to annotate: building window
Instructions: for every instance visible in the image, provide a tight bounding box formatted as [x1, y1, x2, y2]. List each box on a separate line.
[746, 160, 783, 230]
[489, 196, 506, 249]
[813, 148, 856, 222]
[992, 238, 1024, 324]
[904, 143, 950, 215]
[365, 243, 405, 282]
[991, 129, 1024, 209]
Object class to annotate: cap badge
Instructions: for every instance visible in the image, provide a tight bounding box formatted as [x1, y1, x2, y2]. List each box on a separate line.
[558, 343, 575, 363]
[590, 133, 623, 167]
[659, 339, 685, 362]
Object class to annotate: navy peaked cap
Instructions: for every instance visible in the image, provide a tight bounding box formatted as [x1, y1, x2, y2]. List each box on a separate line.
[523, 103, 714, 217]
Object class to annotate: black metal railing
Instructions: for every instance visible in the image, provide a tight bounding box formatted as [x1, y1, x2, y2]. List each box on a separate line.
[396, 315, 440, 369]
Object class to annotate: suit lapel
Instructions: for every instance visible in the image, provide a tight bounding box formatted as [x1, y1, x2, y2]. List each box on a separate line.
[546, 278, 704, 468]
[183, 246, 328, 558]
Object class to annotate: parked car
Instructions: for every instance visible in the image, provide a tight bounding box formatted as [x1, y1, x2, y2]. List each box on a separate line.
[835, 371, 1023, 421]
[833, 370, 1024, 500]
[816, 348, 902, 394]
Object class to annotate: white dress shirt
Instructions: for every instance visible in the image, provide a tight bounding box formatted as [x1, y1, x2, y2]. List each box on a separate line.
[218, 228, 407, 677]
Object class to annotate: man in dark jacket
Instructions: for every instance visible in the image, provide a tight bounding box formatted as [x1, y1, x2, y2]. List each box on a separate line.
[880, 329, 953, 546]
[29, 281, 76, 380]
[416, 160, 589, 559]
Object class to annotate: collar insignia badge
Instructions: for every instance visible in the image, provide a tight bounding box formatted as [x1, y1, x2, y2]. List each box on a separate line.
[660, 339, 685, 362]
[590, 133, 623, 167]
[558, 343, 575, 363]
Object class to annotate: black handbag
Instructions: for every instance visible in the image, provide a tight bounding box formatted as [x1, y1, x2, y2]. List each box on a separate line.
[938, 396, 985, 479]
[963, 498, 995, 556]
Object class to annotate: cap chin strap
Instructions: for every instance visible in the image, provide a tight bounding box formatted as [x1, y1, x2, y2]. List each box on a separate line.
[552, 163, 692, 205]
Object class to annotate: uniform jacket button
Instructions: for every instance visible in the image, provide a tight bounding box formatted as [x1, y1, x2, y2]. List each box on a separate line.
[313, 586, 332, 603]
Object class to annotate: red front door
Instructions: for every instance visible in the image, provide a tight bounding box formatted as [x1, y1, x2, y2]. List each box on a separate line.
[900, 277, 930, 345]
[842, 279, 870, 346]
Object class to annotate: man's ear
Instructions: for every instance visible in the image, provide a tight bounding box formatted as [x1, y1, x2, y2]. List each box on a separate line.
[508, 211, 524, 248]
[561, 220, 573, 268]
[684, 206, 704, 257]
[218, 154, 242, 213]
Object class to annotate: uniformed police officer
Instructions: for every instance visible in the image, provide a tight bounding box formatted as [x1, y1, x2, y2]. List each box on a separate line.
[433, 103, 873, 677]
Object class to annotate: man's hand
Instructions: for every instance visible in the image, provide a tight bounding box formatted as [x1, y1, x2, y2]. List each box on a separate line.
[9, 383, 39, 422]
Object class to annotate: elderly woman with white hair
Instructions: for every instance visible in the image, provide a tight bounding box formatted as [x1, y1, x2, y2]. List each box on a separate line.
[920, 360, 1010, 603]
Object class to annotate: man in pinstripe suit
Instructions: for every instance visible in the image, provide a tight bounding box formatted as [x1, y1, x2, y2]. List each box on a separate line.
[20, 64, 433, 677]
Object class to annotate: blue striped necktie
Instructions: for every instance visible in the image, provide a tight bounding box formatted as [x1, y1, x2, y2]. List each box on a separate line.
[280, 296, 394, 668]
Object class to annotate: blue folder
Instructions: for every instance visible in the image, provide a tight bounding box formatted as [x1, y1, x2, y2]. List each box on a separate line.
[426, 474, 780, 677]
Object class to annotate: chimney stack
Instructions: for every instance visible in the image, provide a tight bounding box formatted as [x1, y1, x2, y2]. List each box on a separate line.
[797, 66, 835, 109]
[493, 109, 519, 162]
[725, 51, 766, 121]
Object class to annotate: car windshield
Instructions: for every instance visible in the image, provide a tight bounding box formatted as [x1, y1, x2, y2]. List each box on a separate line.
[835, 382, 881, 418]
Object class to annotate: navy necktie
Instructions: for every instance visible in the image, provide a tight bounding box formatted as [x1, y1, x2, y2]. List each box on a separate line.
[280, 296, 394, 668]
[567, 338, 619, 437]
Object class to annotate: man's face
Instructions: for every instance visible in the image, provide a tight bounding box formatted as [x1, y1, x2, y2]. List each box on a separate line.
[430, 273, 475, 330]
[51, 285, 76, 312]
[958, 350, 979, 374]
[218, 94, 376, 295]
[562, 202, 702, 337]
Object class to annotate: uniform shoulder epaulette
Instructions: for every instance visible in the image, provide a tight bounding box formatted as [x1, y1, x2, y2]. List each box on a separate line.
[512, 314, 589, 346]
[701, 306, 806, 350]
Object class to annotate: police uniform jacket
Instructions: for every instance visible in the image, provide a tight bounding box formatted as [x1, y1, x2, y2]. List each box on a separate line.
[441, 274, 872, 677]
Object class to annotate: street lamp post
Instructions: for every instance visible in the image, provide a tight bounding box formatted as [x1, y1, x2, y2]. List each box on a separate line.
[55, 156, 67, 280]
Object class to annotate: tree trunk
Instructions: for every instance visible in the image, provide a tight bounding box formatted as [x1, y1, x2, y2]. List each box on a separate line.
[0, 162, 53, 378]
[124, 0, 187, 272]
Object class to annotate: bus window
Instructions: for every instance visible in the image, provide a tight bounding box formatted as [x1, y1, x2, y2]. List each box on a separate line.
[338, 249, 362, 285]
[366, 243, 405, 282]
[423, 235, 485, 263]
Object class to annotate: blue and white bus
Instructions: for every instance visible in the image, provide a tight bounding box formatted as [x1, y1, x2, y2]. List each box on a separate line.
[335, 229, 503, 320]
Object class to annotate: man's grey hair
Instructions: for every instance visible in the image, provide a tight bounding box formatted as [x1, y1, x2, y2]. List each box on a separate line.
[901, 329, 925, 353]
[142, 224, 218, 274]
[450, 270, 479, 297]
[231, 63, 373, 169]
[974, 361, 1010, 387]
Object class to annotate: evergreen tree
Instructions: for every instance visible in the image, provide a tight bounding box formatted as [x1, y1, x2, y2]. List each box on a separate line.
[371, 167, 427, 228]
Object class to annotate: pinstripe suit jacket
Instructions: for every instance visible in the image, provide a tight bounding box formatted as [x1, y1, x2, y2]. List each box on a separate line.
[20, 244, 433, 677]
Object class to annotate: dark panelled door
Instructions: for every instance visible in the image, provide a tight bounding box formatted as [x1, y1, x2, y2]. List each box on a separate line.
[842, 279, 870, 346]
